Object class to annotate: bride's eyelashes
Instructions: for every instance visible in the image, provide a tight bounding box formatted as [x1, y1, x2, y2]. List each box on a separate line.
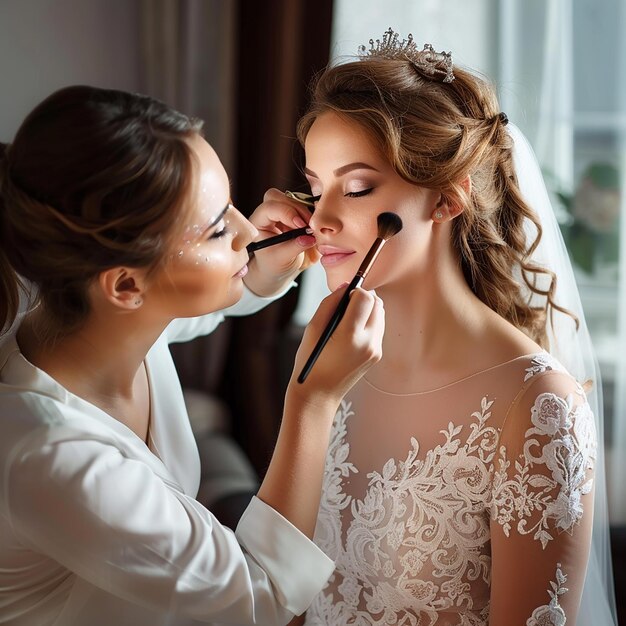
[345, 188, 373, 198]
[308, 188, 374, 201]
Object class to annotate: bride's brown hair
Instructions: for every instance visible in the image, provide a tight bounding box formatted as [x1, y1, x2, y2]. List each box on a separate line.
[297, 57, 576, 347]
[0, 86, 203, 340]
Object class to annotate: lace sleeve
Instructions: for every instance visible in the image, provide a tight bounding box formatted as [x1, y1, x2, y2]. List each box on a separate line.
[488, 371, 597, 625]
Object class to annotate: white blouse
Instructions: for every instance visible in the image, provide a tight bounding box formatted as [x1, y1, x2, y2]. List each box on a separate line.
[0, 286, 334, 626]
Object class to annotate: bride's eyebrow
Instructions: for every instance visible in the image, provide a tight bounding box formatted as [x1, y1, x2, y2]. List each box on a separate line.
[305, 162, 380, 178]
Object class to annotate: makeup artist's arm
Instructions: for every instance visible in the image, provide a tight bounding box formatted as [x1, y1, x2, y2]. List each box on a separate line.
[256, 286, 384, 537]
[243, 188, 320, 297]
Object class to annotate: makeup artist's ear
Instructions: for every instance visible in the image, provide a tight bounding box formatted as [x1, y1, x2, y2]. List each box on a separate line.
[95, 267, 147, 310]
[431, 176, 471, 222]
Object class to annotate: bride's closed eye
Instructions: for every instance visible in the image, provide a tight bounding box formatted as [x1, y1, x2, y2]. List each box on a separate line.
[309, 188, 374, 202]
[345, 188, 373, 198]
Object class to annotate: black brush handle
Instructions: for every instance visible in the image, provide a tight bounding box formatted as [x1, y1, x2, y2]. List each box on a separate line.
[297, 273, 363, 384]
[247, 227, 309, 254]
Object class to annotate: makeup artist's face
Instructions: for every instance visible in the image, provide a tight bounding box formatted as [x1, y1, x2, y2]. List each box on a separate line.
[150, 134, 257, 317]
[304, 112, 440, 292]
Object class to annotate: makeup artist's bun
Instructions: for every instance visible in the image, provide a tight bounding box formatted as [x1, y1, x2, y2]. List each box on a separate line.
[0, 87, 204, 340]
[298, 58, 571, 348]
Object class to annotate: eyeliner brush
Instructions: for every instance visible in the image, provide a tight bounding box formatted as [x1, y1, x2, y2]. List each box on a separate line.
[297, 212, 403, 384]
[247, 226, 312, 254]
[285, 190, 316, 212]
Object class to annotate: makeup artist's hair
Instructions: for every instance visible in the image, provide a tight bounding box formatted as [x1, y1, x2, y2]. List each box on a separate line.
[0, 86, 203, 340]
[297, 58, 574, 348]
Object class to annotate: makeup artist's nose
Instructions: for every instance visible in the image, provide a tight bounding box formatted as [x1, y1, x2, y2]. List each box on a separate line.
[230, 205, 258, 250]
[308, 198, 342, 236]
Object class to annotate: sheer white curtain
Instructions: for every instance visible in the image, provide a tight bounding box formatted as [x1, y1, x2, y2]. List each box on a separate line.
[498, 0, 626, 524]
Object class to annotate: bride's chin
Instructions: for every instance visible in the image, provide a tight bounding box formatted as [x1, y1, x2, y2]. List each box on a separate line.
[324, 269, 352, 293]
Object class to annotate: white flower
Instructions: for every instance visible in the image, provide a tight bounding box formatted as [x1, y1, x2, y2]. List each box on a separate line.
[400, 548, 427, 576]
[338, 575, 362, 608]
[531, 393, 572, 436]
[547, 487, 584, 531]
[442, 449, 490, 498]
[526, 603, 566, 626]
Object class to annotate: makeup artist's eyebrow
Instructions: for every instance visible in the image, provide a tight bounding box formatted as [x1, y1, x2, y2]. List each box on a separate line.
[304, 162, 380, 178]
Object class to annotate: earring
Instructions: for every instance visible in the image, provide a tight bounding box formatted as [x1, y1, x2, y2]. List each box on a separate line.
[434, 210, 444, 220]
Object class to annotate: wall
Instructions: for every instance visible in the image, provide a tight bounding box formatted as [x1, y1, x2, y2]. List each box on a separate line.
[0, 0, 141, 140]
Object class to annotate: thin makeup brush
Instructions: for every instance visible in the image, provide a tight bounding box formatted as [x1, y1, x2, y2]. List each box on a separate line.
[247, 226, 311, 254]
[285, 190, 316, 212]
[297, 212, 403, 384]
[246, 190, 316, 254]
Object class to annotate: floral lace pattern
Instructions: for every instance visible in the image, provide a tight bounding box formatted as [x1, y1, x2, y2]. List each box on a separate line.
[523, 353, 566, 382]
[308, 397, 498, 625]
[490, 363, 597, 547]
[307, 356, 595, 626]
[526, 564, 568, 626]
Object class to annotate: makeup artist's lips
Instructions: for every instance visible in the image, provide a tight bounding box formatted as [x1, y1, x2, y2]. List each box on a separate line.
[317, 245, 355, 268]
[233, 263, 248, 279]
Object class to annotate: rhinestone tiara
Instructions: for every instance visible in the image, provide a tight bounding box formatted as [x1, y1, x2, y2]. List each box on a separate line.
[358, 28, 455, 83]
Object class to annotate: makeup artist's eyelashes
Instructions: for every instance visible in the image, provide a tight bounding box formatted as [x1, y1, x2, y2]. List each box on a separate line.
[209, 226, 228, 239]
[207, 203, 233, 240]
[207, 220, 229, 240]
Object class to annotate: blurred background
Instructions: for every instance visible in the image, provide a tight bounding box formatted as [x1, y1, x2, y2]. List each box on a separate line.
[1, 0, 624, 618]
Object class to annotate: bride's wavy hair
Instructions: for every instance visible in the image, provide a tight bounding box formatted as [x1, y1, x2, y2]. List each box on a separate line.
[0, 86, 203, 341]
[297, 57, 576, 347]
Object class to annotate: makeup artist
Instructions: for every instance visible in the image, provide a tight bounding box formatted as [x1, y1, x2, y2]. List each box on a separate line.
[0, 85, 384, 626]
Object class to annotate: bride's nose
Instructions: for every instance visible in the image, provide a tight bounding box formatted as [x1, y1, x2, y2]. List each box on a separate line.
[308, 198, 343, 236]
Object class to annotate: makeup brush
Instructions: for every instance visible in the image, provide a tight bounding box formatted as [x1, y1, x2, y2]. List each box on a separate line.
[297, 212, 403, 384]
[247, 226, 312, 254]
[285, 190, 316, 211]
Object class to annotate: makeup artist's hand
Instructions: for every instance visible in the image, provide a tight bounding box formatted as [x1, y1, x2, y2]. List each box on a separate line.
[243, 188, 320, 297]
[288, 285, 384, 406]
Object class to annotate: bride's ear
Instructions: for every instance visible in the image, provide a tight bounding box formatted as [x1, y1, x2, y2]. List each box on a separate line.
[432, 176, 471, 222]
[95, 267, 147, 310]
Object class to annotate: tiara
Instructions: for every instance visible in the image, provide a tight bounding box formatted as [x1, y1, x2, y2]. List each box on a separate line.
[358, 28, 455, 83]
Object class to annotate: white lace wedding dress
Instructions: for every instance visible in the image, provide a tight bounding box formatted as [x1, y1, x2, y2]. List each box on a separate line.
[305, 353, 596, 626]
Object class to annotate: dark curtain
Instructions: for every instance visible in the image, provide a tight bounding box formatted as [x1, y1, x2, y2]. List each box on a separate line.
[220, 0, 334, 477]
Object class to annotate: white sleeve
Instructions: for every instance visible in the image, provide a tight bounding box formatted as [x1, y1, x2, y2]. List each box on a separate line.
[164, 282, 296, 345]
[5, 433, 333, 623]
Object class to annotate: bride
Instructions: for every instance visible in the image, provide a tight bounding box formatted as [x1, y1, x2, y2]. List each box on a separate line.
[271, 29, 617, 626]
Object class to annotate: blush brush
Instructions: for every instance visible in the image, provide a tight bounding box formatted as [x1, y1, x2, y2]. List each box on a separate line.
[297, 211, 403, 384]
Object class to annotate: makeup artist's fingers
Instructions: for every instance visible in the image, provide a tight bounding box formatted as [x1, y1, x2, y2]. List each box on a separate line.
[252, 231, 319, 270]
[333, 289, 384, 358]
[251, 188, 312, 234]
[291, 288, 384, 400]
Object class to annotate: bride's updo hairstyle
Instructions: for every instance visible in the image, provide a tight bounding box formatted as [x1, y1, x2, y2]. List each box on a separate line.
[297, 31, 572, 348]
[0, 86, 203, 340]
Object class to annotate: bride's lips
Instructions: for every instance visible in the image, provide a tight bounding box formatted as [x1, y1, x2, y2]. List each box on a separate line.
[317, 244, 356, 267]
[233, 263, 248, 278]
